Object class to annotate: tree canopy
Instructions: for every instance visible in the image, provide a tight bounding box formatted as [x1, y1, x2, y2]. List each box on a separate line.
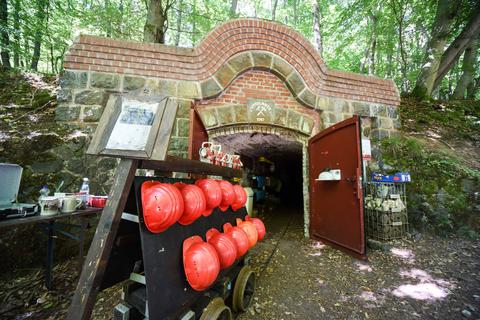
[0, 0, 478, 100]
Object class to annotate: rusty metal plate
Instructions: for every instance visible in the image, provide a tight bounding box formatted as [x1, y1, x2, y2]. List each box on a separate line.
[308, 116, 366, 259]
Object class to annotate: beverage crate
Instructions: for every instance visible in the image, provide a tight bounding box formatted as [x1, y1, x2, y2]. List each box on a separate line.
[365, 182, 408, 241]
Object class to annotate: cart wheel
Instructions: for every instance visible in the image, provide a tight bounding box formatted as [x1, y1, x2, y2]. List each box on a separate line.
[199, 297, 232, 320]
[232, 266, 255, 312]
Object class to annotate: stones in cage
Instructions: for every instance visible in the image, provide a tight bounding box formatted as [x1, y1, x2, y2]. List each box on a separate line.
[366, 211, 408, 240]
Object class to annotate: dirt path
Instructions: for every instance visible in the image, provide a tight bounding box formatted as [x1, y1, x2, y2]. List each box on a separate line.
[1, 206, 479, 320]
[240, 206, 480, 320]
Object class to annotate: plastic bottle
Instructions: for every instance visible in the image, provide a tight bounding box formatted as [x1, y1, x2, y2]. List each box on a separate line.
[79, 178, 90, 206]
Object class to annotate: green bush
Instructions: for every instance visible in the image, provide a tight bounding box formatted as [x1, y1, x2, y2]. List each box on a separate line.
[379, 136, 480, 236]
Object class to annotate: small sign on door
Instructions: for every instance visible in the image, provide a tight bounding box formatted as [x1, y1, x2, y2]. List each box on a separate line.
[362, 139, 372, 161]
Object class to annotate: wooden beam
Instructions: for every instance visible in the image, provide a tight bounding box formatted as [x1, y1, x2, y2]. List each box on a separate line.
[140, 157, 242, 179]
[67, 159, 138, 320]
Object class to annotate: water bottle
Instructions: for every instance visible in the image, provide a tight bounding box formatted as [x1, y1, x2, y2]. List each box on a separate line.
[79, 178, 90, 206]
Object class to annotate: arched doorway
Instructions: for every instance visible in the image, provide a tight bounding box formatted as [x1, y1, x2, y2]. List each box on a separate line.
[210, 127, 309, 235]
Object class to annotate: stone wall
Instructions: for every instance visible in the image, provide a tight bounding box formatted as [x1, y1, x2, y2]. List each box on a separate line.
[57, 70, 193, 160]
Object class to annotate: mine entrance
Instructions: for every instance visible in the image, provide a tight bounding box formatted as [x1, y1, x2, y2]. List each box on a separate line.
[213, 132, 305, 231]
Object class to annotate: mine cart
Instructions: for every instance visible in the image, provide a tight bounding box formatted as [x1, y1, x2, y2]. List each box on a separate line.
[66, 96, 259, 320]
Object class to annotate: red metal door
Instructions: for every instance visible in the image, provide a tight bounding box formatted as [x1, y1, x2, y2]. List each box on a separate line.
[308, 116, 365, 259]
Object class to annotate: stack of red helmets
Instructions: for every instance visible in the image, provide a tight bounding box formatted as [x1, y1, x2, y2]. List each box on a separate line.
[141, 181, 184, 233]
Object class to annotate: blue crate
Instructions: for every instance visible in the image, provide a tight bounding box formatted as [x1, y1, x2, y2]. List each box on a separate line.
[371, 172, 411, 183]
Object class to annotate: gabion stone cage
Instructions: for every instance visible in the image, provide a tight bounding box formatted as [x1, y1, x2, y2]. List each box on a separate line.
[365, 182, 408, 241]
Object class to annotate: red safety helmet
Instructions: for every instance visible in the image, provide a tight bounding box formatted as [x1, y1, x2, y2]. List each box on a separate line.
[236, 218, 258, 248]
[141, 181, 184, 233]
[195, 179, 222, 216]
[206, 228, 237, 269]
[245, 215, 266, 241]
[231, 185, 247, 211]
[183, 236, 220, 291]
[174, 183, 206, 225]
[218, 180, 235, 212]
[223, 223, 249, 258]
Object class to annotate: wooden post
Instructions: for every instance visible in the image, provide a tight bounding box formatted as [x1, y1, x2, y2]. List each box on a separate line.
[67, 159, 138, 320]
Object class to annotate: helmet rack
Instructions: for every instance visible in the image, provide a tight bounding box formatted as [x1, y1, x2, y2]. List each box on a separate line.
[67, 96, 246, 320]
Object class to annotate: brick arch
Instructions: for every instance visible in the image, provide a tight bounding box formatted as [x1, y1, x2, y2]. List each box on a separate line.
[63, 18, 400, 107]
[208, 124, 309, 145]
[195, 69, 322, 136]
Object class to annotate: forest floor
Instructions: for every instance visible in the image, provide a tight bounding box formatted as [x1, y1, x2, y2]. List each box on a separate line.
[1, 204, 479, 320]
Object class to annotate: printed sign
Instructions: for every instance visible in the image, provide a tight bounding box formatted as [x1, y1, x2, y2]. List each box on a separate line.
[247, 98, 274, 123]
[361, 139, 372, 161]
[106, 98, 159, 151]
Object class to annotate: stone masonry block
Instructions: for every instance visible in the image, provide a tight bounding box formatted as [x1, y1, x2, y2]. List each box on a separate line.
[177, 118, 190, 137]
[301, 116, 314, 134]
[298, 89, 316, 107]
[82, 105, 104, 122]
[90, 72, 119, 89]
[217, 106, 234, 125]
[316, 97, 330, 111]
[200, 78, 222, 98]
[55, 105, 81, 121]
[370, 104, 387, 117]
[287, 111, 302, 131]
[168, 137, 189, 152]
[233, 105, 248, 122]
[74, 90, 108, 105]
[198, 108, 218, 128]
[144, 79, 177, 96]
[252, 51, 272, 68]
[387, 106, 399, 119]
[57, 89, 72, 103]
[123, 76, 146, 91]
[177, 81, 200, 99]
[177, 99, 191, 118]
[371, 129, 390, 140]
[286, 72, 305, 96]
[228, 52, 253, 73]
[214, 64, 236, 89]
[352, 102, 371, 116]
[59, 71, 88, 89]
[272, 57, 293, 79]
[273, 108, 287, 127]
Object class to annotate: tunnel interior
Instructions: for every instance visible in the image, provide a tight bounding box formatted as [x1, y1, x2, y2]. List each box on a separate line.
[213, 132, 304, 219]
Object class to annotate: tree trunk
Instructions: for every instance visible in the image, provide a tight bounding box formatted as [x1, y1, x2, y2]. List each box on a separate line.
[230, 0, 237, 17]
[412, 0, 459, 100]
[144, 0, 175, 44]
[368, 12, 378, 75]
[293, 0, 298, 27]
[272, 0, 278, 21]
[190, 0, 196, 45]
[31, 0, 49, 71]
[432, 6, 480, 90]
[312, 0, 323, 55]
[452, 34, 479, 99]
[391, 0, 408, 92]
[468, 76, 480, 99]
[0, 0, 11, 69]
[13, 0, 20, 68]
[175, 0, 182, 46]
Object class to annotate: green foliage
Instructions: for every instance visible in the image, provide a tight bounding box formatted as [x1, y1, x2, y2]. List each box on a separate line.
[0, 0, 478, 100]
[380, 135, 480, 234]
